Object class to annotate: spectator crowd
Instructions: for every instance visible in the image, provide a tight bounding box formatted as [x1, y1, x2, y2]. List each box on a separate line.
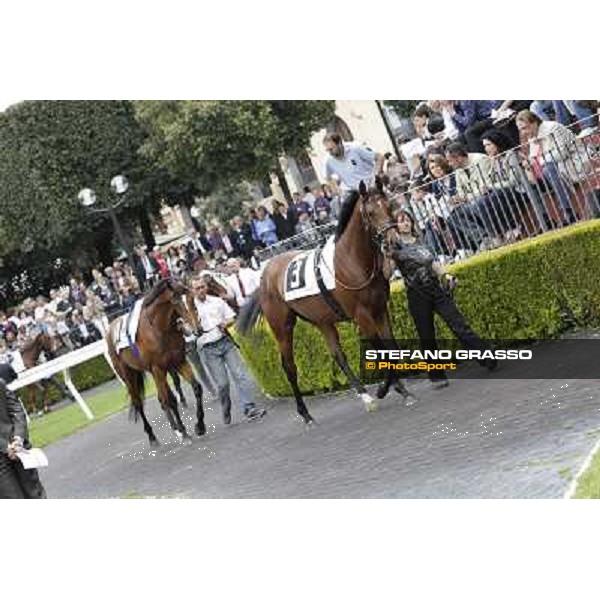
[2, 99, 600, 373]
[384, 100, 600, 265]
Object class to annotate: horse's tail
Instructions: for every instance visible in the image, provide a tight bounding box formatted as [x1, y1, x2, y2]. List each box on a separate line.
[236, 290, 263, 336]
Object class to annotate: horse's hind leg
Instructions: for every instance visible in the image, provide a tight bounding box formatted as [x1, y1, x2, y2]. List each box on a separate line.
[138, 403, 160, 447]
[268, 309, 313, 424]
[317, 323, 378, 413]
[169, 369, 187, 408]
[117, 357, 159, 446]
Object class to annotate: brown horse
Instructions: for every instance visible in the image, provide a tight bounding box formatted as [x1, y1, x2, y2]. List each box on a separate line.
[201, 271, 239, 312]
[106, 278, 206, 446]
[20, 332, 72, 414]
[237, 180, 416, 424]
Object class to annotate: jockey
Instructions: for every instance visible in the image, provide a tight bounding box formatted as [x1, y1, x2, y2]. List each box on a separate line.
[323, 132, 386, 238]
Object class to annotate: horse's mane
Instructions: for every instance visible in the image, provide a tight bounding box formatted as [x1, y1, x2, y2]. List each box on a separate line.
[143, 278, 173, 307]
[334, 190, 360, 241]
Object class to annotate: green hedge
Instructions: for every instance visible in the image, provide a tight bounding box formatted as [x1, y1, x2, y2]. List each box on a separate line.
[19, 354, 115, 408]
[237, 221, 600, 397]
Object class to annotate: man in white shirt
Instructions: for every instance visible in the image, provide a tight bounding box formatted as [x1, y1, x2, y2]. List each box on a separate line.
[324, 133, 385, 194]
[323, 133, 386, 238]
[225, 258, 260, 308]
[192, 278, 266, 425]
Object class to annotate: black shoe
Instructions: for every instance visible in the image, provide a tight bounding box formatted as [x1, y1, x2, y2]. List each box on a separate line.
[245, 407, 267, 421]
[430, 379, 449, 390]
[223, 413, 231, 425]
[482, 358, 498, 371]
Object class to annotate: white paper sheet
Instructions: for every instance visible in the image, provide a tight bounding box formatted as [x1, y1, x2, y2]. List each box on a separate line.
[16, 448, 49, 469]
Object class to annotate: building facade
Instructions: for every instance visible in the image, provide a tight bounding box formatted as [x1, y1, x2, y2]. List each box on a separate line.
[277, 100, 396, 195]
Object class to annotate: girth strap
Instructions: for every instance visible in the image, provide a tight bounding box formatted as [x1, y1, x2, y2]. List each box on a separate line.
[314, 245, 348, 321]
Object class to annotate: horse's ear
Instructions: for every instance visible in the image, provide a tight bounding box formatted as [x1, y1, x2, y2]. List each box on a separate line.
[358, 180, 367, 198]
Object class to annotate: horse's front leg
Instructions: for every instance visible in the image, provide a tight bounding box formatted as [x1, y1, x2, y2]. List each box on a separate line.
[318, 323, 378, 413]
[176, 361, 206, 437]
[358, 308, 418, 407]
[169, 369, 187, 408]
[152, 367, 187, 441]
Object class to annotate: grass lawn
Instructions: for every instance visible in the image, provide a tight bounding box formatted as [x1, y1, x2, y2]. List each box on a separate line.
[573, 442, 600, 498]
[29, 380, 157, 448]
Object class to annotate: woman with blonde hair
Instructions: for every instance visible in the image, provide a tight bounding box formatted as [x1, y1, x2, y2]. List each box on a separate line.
[516, 109, 590, 224]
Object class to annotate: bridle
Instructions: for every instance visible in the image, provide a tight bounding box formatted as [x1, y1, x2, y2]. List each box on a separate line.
[332, 192, 398, 291]
[144, 279, 199, 335]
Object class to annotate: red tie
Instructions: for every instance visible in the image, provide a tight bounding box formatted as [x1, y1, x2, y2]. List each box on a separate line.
[236, 274, 246, 299]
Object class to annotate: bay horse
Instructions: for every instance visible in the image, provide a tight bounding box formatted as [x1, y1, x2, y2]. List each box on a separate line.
[201, 271, 239, 312]
[106, 278, 206, 446]
[20, 332, 72, 414]
[237, 179, 416, 424]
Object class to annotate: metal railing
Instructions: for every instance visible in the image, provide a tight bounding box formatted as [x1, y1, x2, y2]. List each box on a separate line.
[256, 222, 337, 261]
[399, 119, 600, 261]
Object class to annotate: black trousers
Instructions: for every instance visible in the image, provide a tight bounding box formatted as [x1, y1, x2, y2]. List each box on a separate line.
[0, 453, 47, 499]
[407, 283, 490, 381]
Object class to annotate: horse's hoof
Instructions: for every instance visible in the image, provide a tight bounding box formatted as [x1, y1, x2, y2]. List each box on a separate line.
[304, 417, 318, 427]
[149, 438, 160, 448]
[183, 435, 194, 446]
[360, 393, 378, 412]
[376, 383, 390, 399]
[195, 424, 207, 436]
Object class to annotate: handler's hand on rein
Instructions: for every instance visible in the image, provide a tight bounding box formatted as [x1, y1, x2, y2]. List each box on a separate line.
[441, 273, 458, 293]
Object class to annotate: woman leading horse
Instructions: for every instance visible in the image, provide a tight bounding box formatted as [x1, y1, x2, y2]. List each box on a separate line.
[106, 278, 207, 446]
[237, 179, 416, 424]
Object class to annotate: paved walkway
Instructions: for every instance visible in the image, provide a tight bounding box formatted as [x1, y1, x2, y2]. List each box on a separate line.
[41, 338, 600, 498]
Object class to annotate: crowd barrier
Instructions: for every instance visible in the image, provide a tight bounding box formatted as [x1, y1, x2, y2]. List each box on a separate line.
[400, 120, 600, 261]
[256, 222, 337, 262]
[8, 339, 111, 420]
[255, 120, 600, 265]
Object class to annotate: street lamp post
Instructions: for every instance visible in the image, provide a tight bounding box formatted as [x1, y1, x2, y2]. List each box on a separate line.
[78, 175, 133, 266]
[375, 100, 402, 161]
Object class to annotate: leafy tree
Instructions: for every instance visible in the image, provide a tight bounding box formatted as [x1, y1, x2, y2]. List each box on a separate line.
[384, 100, 421, 118]
[0, 101, 144, 266]
[134, 100, 336, 199]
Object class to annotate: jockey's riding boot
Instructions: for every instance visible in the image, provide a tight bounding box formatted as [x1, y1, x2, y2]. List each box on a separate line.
[335, 191, 358, 241]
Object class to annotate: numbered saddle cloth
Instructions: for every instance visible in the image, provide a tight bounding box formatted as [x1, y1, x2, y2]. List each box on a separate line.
[283, 236, 336, 301]
[113, 299, 144, 352]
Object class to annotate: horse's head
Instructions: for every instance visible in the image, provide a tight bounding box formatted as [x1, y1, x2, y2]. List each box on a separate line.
[39, 332, 62, 358]
[20, 331, 61, 366]
[169, 278, 202, 336]
[357, 178, 401, 252]
[144, 278, 201, 335]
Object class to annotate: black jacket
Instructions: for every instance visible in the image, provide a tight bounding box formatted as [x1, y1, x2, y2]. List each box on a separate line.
[231, 225, 256, 260]
[1, 370, 47, 499]
[0, 366, 27, 451]
[273, 209, 297, 241]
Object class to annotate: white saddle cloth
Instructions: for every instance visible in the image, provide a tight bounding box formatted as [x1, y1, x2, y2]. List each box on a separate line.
[283, 236, 336, 302]
[113, 299, 144, 352]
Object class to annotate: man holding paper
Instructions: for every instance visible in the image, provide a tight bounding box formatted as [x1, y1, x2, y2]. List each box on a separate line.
[0, 363, 47, 499]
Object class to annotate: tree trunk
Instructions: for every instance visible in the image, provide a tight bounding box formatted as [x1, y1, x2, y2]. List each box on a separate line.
[138, 206, 156, 249]
[275, 160, 292, 202]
